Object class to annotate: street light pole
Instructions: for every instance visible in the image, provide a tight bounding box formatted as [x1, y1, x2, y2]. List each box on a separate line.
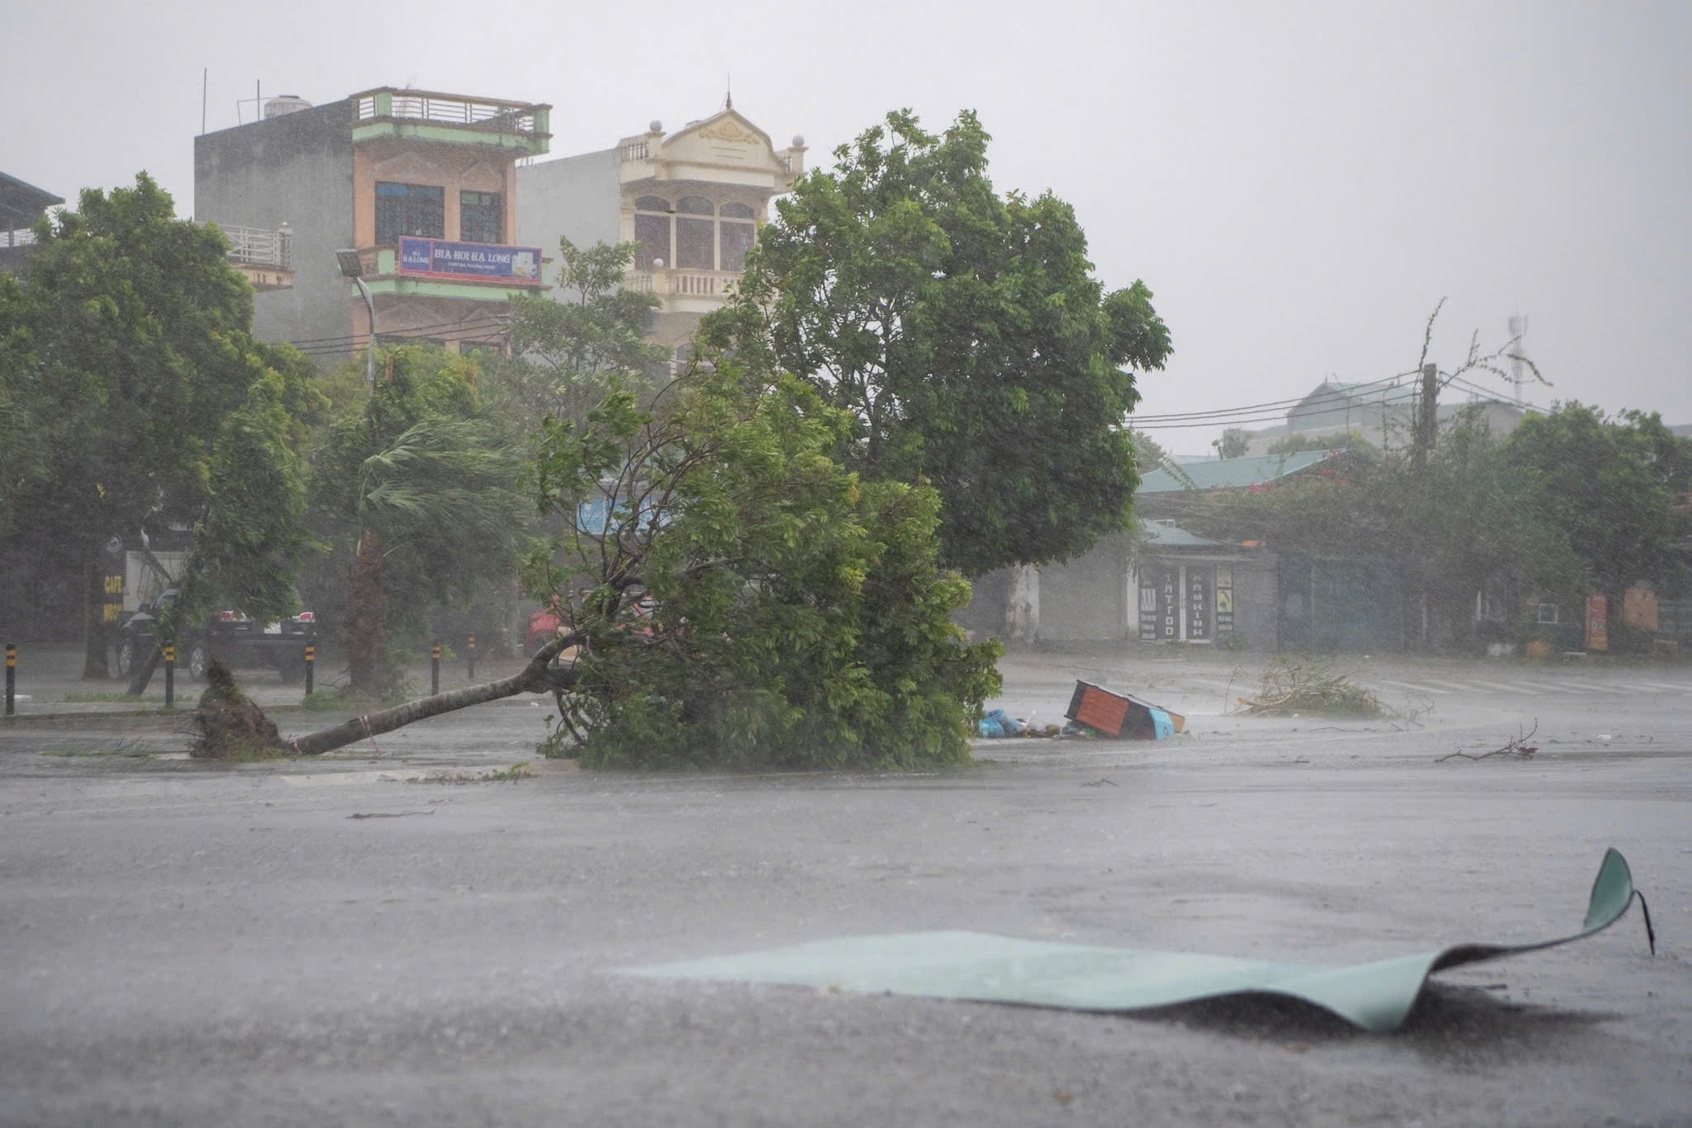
[335, 249, 377, 386]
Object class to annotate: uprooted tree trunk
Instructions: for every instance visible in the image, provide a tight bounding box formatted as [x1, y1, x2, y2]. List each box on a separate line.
[188, 632, 585, 759]
[192, 659, 282, 758]
[284, 632, 584, 757]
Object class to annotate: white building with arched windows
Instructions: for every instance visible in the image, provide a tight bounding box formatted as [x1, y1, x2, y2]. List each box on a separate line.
[516, 106, 805, 352]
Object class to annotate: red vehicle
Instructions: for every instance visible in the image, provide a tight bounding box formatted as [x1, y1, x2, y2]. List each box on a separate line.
[524, 593, 655, 652]
[524, 604, 566, 652]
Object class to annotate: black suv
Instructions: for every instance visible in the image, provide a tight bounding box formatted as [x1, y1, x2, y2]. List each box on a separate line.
[116, 589, 317, 683]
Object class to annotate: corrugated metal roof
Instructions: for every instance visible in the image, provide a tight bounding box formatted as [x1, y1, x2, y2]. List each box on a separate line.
[1139, 520, 1226, 547]
[1136, 449, 1334, 494]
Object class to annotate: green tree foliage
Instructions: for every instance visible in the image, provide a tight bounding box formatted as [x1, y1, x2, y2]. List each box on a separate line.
[481, 238, 667, 437]
[1128, 430, 1172, 478]
[1504, 404, 1692, 601]
[1211, 428, 1250, 460]
[0, 174, 317, 671]
[191, 370, 315, 622]
[525, 360, 1002, 769]
[1392, 412, 1583, 644]
[311, 347, 527, 694]
[702, 110, 1172, 577]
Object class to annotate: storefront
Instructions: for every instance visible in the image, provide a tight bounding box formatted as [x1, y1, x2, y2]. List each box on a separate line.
[1137, 561, 1235, 643]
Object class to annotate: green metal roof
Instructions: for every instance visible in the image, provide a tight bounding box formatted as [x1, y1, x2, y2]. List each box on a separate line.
[1136, 449, 1335, 494]
[1138, 520, 1226, 547]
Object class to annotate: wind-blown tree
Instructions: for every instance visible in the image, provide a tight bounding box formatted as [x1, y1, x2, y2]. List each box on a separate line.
[523, 358, 1003, 768]
[0, 173, 318, 674]
[1389, 411, 1583, 649]
[311, 347, 528, 695]
[701, 110, 1172, 576]
[481, 237, 667, 438]
[1504, 404, 1692, 614]
[277, 356, 1001, 765]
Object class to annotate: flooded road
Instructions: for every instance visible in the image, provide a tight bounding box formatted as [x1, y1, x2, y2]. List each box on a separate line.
[1, 649, 1688, 1126]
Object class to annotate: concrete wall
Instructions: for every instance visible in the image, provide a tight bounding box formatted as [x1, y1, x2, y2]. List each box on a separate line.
[1035, 538, 1130, 642]
[515, 149, 620, 293]
[1230, 556, 1280, 651]
[195, 101, 356, 354]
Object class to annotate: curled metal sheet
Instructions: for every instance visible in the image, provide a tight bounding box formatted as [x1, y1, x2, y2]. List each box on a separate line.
[629, 849, 1650, 1032]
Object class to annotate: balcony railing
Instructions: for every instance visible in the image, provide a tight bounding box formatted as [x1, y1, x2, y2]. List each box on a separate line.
[624, 268, 741, 299]
[221, 224, 292, 269]
[355, 89, 547, 137]
[0, 229, 39, 248]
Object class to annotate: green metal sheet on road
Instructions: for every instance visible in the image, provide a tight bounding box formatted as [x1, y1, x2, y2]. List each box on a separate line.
[628, 848, 1648, 1032]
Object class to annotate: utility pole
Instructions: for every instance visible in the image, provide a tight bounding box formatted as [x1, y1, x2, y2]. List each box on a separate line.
[1411, 362, 1439, 475]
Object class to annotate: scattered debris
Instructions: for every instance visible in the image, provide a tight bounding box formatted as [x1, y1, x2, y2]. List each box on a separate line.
[1065, 681, 1183, 740]
[1239, 657, 1381, 717]
[1080, 778, 1119, 787]
[977, 708, 1028, 738]
[348, 809, 436, 820]
[1438, 720, 1540, 762]
[405, 763, 534, 784]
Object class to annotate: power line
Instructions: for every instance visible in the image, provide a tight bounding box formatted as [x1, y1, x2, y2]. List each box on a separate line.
[1128, 369, 1424, 425]
[285, 314, 512, 355]
[1129, 367, 1537, 431]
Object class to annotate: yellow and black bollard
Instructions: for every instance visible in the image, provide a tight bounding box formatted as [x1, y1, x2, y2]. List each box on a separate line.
[467, 635, 476, 681]
[163, 644, 175, 709]
[5, 643, 15, 717]
[304, 644, 315, 696]
[431, 642, 441, 696]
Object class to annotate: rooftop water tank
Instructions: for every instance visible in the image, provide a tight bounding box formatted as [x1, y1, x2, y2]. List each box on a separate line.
[264, 95, 312, 120]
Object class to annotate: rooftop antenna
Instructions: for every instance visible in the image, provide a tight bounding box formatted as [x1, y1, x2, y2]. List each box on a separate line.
[236, 78, 262, 125]
[725, 76, 733, 111]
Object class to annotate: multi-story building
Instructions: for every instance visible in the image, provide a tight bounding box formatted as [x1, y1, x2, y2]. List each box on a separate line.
[517, 105, 805, 353]
[195, 88, 552, 361]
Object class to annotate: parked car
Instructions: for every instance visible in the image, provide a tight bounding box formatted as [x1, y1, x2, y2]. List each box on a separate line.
[116, 589, 317, 683]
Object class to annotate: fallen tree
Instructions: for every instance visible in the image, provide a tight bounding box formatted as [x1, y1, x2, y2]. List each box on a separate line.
[206, 357, 1000, 768]
[274, 632, 583, 757]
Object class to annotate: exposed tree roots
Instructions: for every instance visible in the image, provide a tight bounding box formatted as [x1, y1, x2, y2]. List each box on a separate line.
[190, 660, 282, 759]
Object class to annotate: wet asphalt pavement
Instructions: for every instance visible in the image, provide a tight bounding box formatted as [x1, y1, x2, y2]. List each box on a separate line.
[1, 645, 1689, 1126]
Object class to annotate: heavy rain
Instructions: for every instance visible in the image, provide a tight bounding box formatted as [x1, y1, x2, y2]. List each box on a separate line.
[1, 3, 1689, 1125]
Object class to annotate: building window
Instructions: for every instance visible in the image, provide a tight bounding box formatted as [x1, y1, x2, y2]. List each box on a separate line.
[674, 196, 716, 270]
[459, 190, 503, 244]
[632, 195, 759, 272]
[376, 182, 444, 244]
[720, 202, 756, 271]
[1536, 602, 1561, 625]
[634, 195, 671, 269]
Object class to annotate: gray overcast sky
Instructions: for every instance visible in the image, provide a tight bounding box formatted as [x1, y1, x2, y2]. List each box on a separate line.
[5, 0, 1687, 454]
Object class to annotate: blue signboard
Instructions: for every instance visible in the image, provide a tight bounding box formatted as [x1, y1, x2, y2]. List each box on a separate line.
[397, 237, 543, 283]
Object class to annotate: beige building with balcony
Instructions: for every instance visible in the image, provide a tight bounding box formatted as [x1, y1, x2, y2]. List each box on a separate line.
[516, 106, 805, 352]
